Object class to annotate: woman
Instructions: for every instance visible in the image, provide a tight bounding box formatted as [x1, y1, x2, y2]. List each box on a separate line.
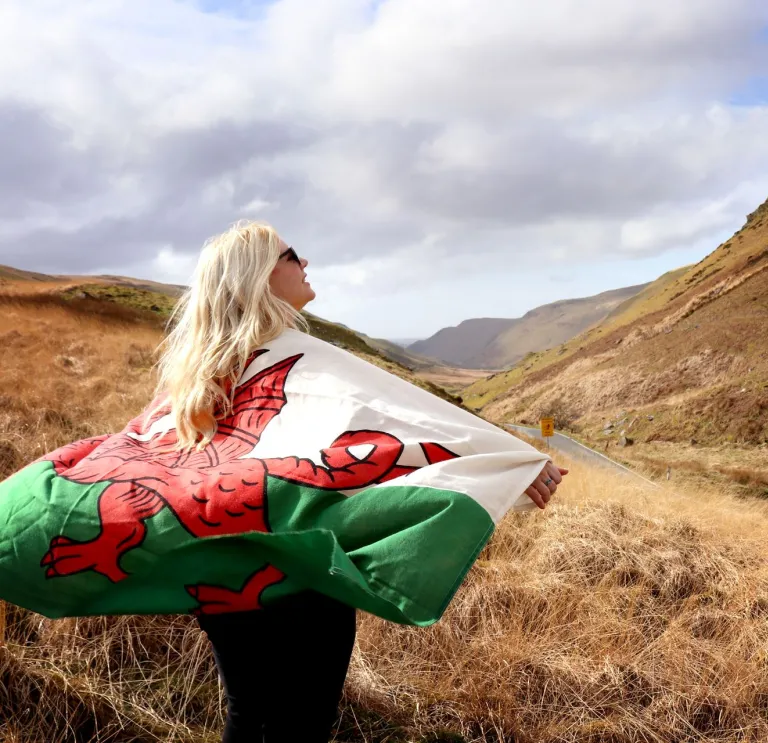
[154, 221, 567, 742]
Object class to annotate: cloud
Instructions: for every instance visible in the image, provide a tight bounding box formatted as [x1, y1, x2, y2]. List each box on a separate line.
[0, 101, 112, 218]
[0, 0, 767, 335]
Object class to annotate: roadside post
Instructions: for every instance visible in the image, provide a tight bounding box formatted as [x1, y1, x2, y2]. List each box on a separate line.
[540, 417, 555, 448]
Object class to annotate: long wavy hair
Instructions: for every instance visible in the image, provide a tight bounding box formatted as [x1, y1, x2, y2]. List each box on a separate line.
[153, 221, 307, 451]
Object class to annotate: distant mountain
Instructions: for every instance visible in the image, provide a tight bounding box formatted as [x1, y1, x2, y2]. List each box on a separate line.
[389, 337, 423, 346]
[409, 318, 516, 369]
[410, 284, 648, 369]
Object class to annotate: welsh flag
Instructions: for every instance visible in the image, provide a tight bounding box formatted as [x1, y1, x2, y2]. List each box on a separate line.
[0, 330, 549, 625]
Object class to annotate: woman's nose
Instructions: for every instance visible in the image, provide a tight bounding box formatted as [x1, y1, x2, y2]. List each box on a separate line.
[300, 257, 308, 268]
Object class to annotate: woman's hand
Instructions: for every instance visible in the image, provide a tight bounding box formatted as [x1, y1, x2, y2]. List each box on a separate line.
[525, 460, 569, 509]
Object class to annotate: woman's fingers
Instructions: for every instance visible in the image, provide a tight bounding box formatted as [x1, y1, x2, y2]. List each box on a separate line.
[544, 462, 562, 485]
[526, 462, 570, 509]
[534, 477, 552, 502]
[546, 462, 570, 481]
[525, 484, 547, 509]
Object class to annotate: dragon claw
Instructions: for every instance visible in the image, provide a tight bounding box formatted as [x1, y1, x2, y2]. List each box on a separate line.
[187, 565, 285, 615]
[41, 535, 128, 583]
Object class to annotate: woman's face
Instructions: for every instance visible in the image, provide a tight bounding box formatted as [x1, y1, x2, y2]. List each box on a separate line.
[269, 238, 315, 310]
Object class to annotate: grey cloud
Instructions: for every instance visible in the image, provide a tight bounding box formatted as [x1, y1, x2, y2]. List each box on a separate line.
[145, 119, 315, 186]
[0, 112, 323, 273]
[0, 101, 112, 217]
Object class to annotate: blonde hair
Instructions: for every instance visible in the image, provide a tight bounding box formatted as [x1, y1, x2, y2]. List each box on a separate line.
[153, 221, 307, 451]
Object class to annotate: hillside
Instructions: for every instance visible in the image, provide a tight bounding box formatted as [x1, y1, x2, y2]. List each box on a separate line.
[0, 268, 450, 379]
[0, 264, 55, 282]
[0, 264, 187, 296]
[465, 196, 768, 496]
[362, 335, 440, 370]
[0, 281, 461, 464]
[410, 284, 648, 369]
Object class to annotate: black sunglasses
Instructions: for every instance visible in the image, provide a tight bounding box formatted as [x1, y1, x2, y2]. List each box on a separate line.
[278, 247, 301, 265]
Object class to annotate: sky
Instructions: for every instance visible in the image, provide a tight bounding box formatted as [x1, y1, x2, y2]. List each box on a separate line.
[1, 0, 768, 340]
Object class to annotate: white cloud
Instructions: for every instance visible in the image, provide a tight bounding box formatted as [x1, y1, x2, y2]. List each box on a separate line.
[150, 247, 199, 285]
[0, 0, 767, 337]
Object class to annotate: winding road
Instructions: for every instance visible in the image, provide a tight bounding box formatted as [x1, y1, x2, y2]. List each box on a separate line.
[505, 424, 658, 488]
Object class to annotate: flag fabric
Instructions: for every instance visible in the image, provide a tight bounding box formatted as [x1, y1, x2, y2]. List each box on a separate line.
[0, 330, 549, 626]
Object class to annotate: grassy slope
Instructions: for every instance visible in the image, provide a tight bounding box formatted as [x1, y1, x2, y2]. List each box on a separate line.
[361, 336, 441, 370]
[0, 273, 459, 407]
[0, 265, 187, 296]
[0, 264, 55, 282]
[59, 284, 179, 317]
[10, 272, 446, 383]
[464, 196, 768, 495]
[35, 287, 463, 407]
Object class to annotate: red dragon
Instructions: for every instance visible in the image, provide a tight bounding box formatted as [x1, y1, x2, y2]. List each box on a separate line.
[40, 351, 457, 614]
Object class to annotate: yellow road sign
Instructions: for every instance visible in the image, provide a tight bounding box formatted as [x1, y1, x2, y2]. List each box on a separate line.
[540, 417, 555, 437]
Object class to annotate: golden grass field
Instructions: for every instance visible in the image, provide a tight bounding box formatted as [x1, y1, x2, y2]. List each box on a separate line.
[2, 289, 768, 742]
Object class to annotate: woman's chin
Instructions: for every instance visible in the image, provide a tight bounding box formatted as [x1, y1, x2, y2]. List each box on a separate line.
[291, 286, 316, 311]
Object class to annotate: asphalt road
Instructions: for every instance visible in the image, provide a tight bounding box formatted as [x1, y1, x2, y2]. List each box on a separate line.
[505, 424, 658, 487]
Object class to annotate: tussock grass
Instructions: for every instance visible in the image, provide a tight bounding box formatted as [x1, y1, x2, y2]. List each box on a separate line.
[347, 467, 768, 742]
[3, 289, 768, 742]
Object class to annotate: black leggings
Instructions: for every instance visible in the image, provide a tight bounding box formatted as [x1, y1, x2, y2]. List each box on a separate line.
[197, 591, 357, 743]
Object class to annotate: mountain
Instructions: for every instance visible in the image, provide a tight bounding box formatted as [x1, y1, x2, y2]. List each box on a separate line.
[410, 284, 649, 369]
[464, 195, 768, 495]
[409, 318, 516, 369]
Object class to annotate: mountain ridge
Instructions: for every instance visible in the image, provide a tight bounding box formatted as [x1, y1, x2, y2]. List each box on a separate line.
[411, 283, 649, 368]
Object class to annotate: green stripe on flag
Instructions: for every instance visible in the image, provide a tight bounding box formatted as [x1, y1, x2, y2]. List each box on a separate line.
[0, 463, 494, 625]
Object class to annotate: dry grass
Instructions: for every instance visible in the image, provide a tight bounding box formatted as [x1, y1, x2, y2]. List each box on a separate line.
[0, 293, 163, 476]
[347, 466, 768, 742]
[3, 288, 768, 742]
